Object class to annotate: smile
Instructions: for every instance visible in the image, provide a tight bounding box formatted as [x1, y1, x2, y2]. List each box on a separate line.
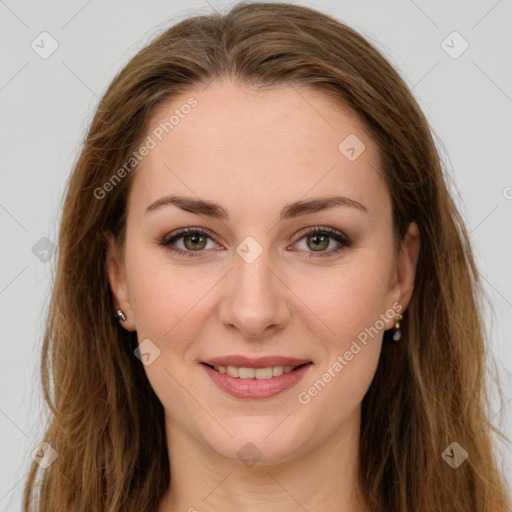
[201, 361, 313, 399]
[207, 364, 304, 379]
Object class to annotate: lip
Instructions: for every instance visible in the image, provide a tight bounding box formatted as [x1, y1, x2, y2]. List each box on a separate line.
[201, 355, 312, 368]
[201, 361, 313, 399]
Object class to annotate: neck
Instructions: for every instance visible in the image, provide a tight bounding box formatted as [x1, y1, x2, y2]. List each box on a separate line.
[158, 407, 369, 512]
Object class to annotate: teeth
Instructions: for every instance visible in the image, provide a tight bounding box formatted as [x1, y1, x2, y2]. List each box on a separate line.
[272, 366, 284, 377]
[239, 367, 254, 379]
[212, 364, 301, 379]
[227, 366, 239, 377]
[255, 367, 273, 379]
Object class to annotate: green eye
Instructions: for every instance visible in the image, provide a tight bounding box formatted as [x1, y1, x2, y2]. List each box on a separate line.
[294, 227, 351, 258]
[160, 226, 351, 259]
[182, 233, 208, 251]
[160, 227, 217, 258]
[306, 233, 330, 251]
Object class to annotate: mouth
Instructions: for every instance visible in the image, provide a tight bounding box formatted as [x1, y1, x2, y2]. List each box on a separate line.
[200, 361, 313, 399]
[201, 362, 312, 380]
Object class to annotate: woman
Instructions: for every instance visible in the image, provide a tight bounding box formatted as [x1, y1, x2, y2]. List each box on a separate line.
[23, 2, 511, 511]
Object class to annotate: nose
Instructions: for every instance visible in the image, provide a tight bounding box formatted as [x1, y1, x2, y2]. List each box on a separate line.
[218, 249, 291, 340]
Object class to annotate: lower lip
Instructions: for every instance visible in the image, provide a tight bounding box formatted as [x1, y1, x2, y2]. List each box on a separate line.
[201, 363, 313, 399]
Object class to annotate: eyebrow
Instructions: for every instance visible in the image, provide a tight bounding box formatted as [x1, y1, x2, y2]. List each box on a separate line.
[145, 194, 368, 220]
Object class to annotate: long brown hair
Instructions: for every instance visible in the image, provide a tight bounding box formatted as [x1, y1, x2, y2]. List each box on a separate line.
[23, 2, 511, 510]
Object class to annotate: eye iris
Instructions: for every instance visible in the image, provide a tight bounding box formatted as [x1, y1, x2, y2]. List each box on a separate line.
[184, 233, 207, 250]
[307, 234, 329, 251]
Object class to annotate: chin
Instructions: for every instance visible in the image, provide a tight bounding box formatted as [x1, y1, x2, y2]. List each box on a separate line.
[202, 416, 312, 466]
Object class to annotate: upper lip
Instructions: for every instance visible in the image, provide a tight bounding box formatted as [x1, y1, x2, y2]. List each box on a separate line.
[202, 355, 312, 368]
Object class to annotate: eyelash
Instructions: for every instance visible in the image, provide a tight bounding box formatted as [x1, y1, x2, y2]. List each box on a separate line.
[158, 226, 351, 260]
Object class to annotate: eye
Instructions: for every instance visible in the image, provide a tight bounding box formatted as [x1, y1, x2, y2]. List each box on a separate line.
[158, 227, 220, 258]
[292, 226, 351, 259]
[158, 225, 351, 259]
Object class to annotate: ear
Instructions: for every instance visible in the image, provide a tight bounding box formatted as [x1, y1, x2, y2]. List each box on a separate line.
[105, 232, 136, 331]
[387, 221, 421, 321]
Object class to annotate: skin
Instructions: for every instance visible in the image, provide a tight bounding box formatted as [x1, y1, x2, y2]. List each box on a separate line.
[106, 77, 420, 512]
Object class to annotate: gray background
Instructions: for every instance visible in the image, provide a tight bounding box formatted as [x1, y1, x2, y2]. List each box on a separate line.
[1, 0, 511, 509]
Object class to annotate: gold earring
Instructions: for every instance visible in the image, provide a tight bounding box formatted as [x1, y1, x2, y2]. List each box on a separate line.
[114, 308, 126, 322]
[393, 313, 403, 341]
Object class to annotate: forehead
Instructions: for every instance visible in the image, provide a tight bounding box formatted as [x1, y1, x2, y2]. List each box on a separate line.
[128, 79, 388, 221]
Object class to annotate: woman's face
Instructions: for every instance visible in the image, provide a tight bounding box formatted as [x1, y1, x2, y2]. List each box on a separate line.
[107, 79, 419, 464]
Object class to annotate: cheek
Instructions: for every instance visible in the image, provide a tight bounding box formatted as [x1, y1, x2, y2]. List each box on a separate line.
[292, 264, 388, 434]
[126, 239, 392, 352]
[124, 244, 215, 342]
[290, 257, 391, 348]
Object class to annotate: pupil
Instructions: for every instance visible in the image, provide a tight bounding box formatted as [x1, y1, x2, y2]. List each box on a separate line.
[185, 234, 206, 250]
[309, 234, 328, 251]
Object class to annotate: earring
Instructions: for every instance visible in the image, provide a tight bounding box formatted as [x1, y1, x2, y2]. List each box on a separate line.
[392, 313, 403, 341]
[114, 308, 126, 322]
